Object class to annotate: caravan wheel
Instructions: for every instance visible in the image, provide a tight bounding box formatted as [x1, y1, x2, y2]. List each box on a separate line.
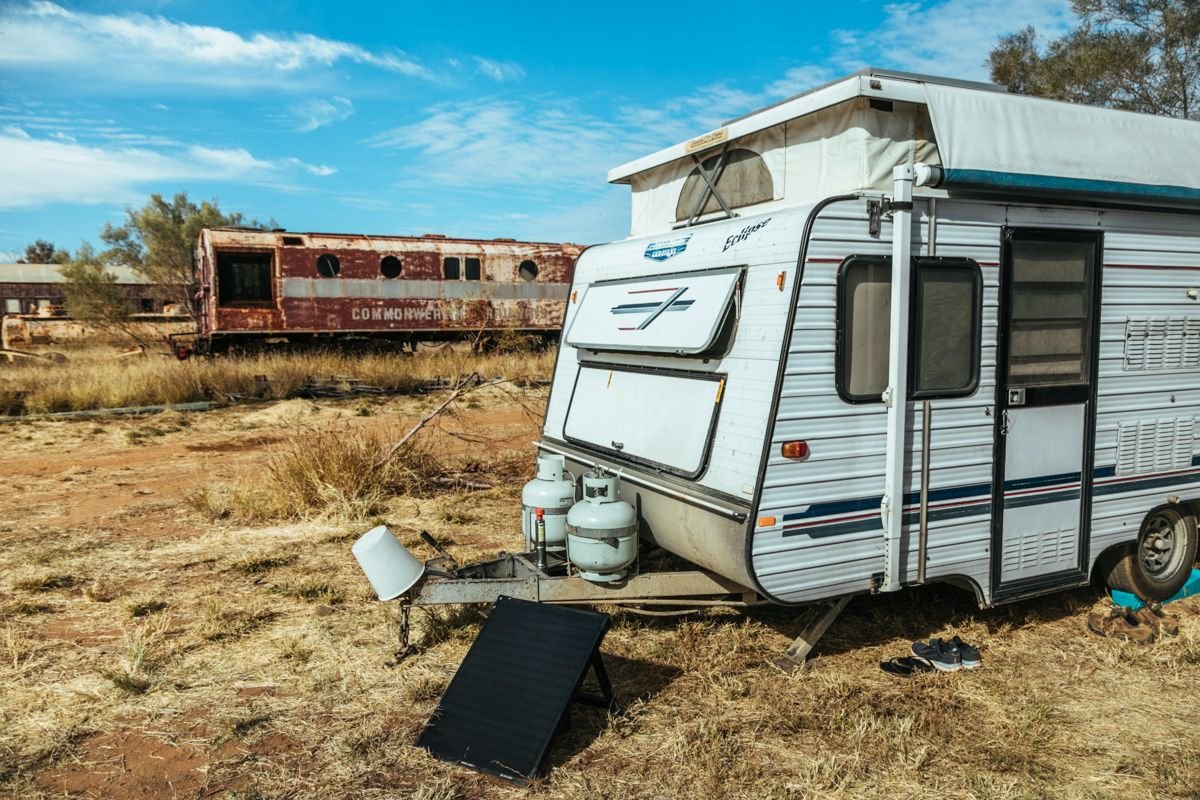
[1102, 506, 1198, 601]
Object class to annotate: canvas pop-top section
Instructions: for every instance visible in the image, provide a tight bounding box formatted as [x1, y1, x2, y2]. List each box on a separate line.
[611, 92, 939, 237]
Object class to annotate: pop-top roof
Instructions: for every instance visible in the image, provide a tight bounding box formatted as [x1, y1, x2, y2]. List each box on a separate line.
[608, 68, 1200, 208]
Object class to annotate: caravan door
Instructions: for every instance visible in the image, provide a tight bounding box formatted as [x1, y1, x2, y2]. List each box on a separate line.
[991, 229, 1102, 599]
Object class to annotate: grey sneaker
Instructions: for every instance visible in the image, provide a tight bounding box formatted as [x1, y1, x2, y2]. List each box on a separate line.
[910, 638, 962, 672]
[949, 636, 981, 668]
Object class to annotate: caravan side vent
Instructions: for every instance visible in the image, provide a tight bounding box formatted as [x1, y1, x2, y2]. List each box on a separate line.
[1115, 417, 1196, 476]
[1123, 317, 1200, 371]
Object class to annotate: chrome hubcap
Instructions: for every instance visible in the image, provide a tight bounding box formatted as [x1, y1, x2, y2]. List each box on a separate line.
[1140, 515, 1178, 576]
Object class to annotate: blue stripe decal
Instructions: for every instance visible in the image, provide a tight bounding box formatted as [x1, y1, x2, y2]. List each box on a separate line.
[799, 501, 993, 539]
[1005, 471, 1081, 492]
[780, 461, 1200, 538]
[939, 169, 1200, 206]
[1004, 488, 1082, 510]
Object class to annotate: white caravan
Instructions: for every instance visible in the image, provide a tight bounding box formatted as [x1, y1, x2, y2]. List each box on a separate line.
[534, 69, 1200, 611]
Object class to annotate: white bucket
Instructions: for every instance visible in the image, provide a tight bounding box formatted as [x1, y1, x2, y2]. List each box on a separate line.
[351, 525, 425, 601]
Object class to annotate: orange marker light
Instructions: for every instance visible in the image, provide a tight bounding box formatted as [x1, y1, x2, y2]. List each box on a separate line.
[758, 516, 776, 528]
[781, 440, 810, 459]
[571, 291, 577, 303]
[776, 271, 786, 291]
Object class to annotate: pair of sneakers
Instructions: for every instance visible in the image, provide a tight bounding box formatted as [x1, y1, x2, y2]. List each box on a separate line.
[909, 636, 982, 672]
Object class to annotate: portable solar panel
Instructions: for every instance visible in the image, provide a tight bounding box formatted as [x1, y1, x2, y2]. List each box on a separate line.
[417, 595, 614, 785]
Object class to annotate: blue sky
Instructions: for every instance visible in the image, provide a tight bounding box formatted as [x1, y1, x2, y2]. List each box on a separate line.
[0, 0, 1075, 260]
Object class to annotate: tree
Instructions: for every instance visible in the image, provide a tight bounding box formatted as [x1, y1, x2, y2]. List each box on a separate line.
[58, 243, 142, 342]
[100, 193, 272, 318]
[989, 1, 1200, 119]
[17, 240, 70, 264]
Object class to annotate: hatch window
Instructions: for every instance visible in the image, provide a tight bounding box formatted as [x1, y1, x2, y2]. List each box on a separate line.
[565, 267, 741, 356]
[465, 257, 481, 280]
[518, 260, 538, 281]
[443, 257, 460, 280]
[216, 251, 273, 305]
[675, 148, 773, 222]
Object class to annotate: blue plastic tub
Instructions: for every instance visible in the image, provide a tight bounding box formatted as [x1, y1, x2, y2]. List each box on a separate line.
[1111, 568, 1200, 611]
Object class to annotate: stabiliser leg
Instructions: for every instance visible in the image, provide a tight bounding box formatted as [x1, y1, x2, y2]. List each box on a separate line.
[781, 594, 852, 667]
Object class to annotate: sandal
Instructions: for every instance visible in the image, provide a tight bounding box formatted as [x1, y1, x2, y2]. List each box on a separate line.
[1132, 604, 1180, 637]
[1087, 607, 1156, 644]
[880, 656, 934, 678]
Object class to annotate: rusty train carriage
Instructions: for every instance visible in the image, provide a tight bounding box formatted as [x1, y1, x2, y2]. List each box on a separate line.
[193, 229, 582, 351]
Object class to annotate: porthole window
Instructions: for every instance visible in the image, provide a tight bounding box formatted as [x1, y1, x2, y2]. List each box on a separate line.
[316, 253, 340, 277]
[380, 255, 402, 279]
[518, 260, 538, 282]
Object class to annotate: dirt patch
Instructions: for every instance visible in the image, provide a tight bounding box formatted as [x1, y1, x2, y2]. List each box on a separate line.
[36, 731, 207, 799]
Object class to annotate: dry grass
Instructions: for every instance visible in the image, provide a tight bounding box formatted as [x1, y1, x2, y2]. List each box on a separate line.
[1, 388, 1199, 799]
[0, 347, 556, 414]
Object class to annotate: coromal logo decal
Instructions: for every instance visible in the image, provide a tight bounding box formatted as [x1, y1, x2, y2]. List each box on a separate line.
[611, 286, 693, 330]
[644, 234, 691, 262]
[723, 218, 771, 252]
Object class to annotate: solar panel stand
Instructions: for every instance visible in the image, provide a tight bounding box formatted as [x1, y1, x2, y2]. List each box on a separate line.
[573, 651, 616, 711]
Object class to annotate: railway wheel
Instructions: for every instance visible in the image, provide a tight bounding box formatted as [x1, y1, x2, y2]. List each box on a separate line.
[1101, 505, 1198, 601]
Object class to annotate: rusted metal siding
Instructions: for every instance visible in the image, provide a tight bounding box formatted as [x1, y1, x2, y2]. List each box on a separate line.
[196, 230, 581, 341]
[0, 263, 167, 315]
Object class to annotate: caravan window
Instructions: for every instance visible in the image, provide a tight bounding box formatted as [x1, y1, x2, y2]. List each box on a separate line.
[1006, 238, 1096, 387]
[836, 256, 981, 402]
[911, 260, 982, 398]
[675, 148, 773, 221]
[837, 257, 892, 401]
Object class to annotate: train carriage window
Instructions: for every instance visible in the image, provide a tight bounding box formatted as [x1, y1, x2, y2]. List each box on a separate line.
[443, 257, 460, 280]
[380, 255, 402, 278]
[518, 260, 538, 281]
[836, 255, 981, 402]
[316, 253, 340, 277]
[4, 299, 19, 314]
[216, 252, 273, 305]
[465, 257, 481, 281]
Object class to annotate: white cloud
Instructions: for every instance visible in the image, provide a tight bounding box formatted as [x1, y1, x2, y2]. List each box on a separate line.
[765, 66, 839, 100]
[0, 2, 431, 89]
[290, 96, 354, 132]
[475, 57, 525, 82]
[0, 128, 334, 209]
[833, 0, 1074, 80]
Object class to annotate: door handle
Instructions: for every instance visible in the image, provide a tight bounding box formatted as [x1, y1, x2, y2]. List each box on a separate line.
[1000, 410, 1012, 436]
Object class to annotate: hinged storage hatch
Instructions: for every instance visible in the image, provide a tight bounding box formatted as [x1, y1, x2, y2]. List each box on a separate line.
[565, 268, 741, 355]
[563, 365, 725, 478]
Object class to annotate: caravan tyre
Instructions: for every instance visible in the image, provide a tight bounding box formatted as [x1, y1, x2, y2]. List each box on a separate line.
[1103, 506, 1198, 601]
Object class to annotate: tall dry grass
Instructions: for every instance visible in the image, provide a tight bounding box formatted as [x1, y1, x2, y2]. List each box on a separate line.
[0, 347, 556, 415]
[191, 427, 444, 522]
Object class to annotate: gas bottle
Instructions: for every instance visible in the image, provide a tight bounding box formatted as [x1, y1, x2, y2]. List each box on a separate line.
[566, 469, 638, 583]
[520, 454, 575, 553]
